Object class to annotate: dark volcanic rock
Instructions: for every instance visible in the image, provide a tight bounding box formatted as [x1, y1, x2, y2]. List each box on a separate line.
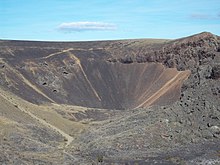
[0, 32, 220, 164]
[0, 39, 190, 109]
[211, 64, 220, 79]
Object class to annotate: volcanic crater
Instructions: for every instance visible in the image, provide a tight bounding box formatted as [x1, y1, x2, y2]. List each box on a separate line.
[0, 32, 220, 164]
[0, 42, 189, 110]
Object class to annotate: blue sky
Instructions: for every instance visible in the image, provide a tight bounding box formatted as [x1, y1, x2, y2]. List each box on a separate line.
[0, 0, 220, 41]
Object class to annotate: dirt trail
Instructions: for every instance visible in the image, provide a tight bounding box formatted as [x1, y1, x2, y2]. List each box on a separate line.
[0, 88, 74, 147]
[2, 61, 55, 103]
[135, 71, 190, 108]
[68, 51, 102, 101]
[42, 48, 74, 59]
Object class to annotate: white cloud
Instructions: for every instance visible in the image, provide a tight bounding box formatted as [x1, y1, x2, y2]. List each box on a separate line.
[190, 13, 220, 20]
[58, 21, 117, 32]
[190, 13, 211, 19]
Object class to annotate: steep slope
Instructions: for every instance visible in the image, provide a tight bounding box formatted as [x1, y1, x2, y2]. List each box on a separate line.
[76, 32, 220, 164]
[0, 39, 189, 109]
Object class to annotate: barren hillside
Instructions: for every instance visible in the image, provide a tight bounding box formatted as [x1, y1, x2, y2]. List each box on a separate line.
[0, 32, 220, 164]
